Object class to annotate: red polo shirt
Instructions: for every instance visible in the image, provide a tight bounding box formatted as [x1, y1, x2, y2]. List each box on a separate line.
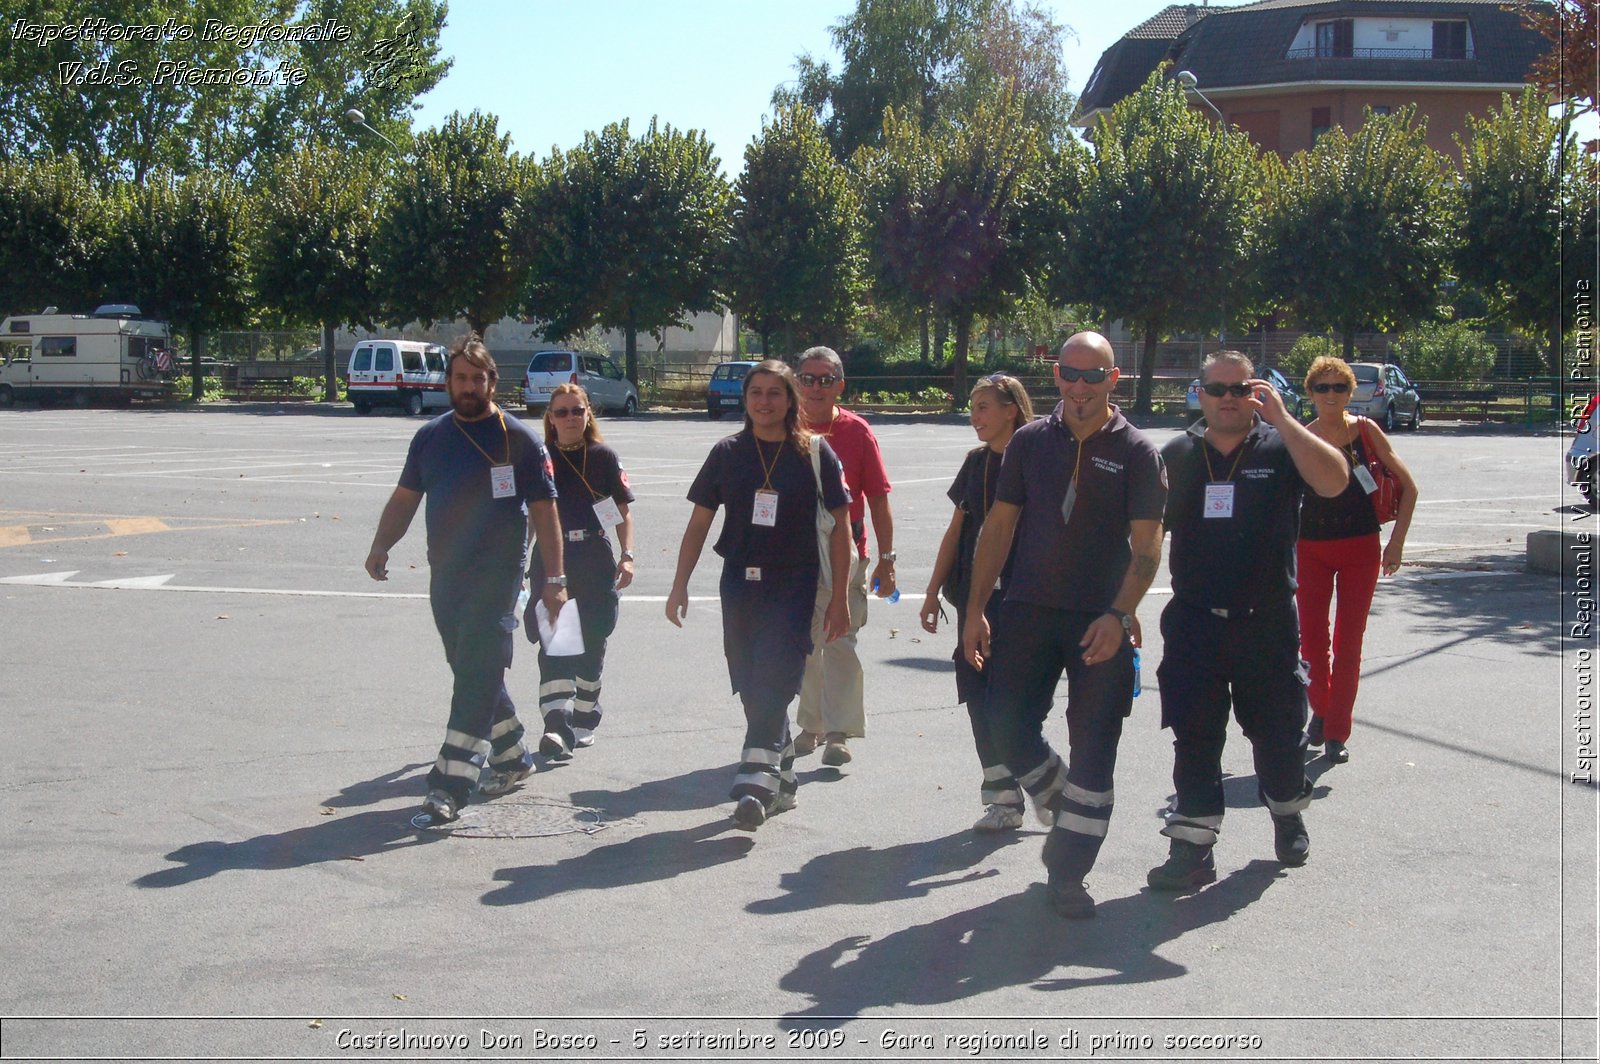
[810, 406, 892, 558]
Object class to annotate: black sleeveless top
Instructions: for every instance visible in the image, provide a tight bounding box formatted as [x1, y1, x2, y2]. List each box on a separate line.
[1299, 421, 1382, 541]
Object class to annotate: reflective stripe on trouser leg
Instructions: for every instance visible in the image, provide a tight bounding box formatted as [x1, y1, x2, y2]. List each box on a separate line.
[732, 690, 793, 803]
[732, 746, 782, 802]
[486, 711, 529, 767]
[572, 675, 603, 731]
[980, 762, 1023, 808]
[1043, 780, 1115, 879]
[539, 679, 576, 728]
[1016, 750, 1066, 816]
[434, 728, 491, 785]
[1162, 811, 1224, 846]
[1262, 776, 1313, 816]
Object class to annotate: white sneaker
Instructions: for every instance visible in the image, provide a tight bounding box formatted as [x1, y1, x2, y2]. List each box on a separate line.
[572, 727, 596, 748]
[973, 804, 1024, 832]
[770, 791, 798, 814]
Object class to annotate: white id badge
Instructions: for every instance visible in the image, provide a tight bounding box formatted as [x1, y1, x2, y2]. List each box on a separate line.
[490, 465, 516, 499]
[1352, 465, 1378, 495]
[1204, 482, 1235, 519]
[592, 495, 623, 528]
[752, 489, 779, 527]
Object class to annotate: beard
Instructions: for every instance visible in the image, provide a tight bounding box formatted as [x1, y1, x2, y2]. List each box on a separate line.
[450, 391, 489, 419]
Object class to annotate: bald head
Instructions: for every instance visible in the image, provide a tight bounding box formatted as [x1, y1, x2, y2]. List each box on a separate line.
[1059, 331, 1115, 369]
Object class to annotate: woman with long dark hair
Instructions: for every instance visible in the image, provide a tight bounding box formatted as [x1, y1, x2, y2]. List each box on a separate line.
[665, 360, 852, 830]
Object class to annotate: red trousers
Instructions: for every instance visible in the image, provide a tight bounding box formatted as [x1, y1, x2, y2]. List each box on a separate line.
[1295, 534, 1380, 742]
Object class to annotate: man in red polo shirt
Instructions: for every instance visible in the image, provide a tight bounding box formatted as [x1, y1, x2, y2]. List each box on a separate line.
[794, 346, 896, 766]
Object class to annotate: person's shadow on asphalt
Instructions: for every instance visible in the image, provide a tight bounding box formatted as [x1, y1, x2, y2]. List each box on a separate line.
[747, 829, 1023, 915]
[566, 763, 744, 819]
[319, 761, 432, 809]
[132, 807, 447, 888]
[482, 819, 752, 906]
[778, 860, 1282, 1022]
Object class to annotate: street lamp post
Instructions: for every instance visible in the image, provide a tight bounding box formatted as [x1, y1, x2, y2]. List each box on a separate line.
[345, 108, 401, 153]
[1177, 70, 1228, 351]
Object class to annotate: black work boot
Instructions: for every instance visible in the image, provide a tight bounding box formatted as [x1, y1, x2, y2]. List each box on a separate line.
[1046, 877, 1096, 919]
[1147, 839, 1217, 892]
[1272, 812, 1310, 866]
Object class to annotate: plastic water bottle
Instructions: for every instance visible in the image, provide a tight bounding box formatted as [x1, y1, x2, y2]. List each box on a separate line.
[516, 583, 531, 618]
[1132, 647, 1142, 697]
[871, 579, 901, 604]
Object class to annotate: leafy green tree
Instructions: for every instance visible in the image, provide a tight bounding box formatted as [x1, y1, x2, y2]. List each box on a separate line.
[1455, 87, 1577, 373]
[1261, 105, 1453, 360]
[254, 141, 382, 399]
[524, 119, 730, 384]
[1391, 322, 1497, 381]
[0, 0, 447, 183]
[0, 154, 110, 316]
[778, 0, 1073, 159]
[856, 93, 1039, 401]
[723, 105, 865, 356]
[106, 169, 254, 400]
[372, 110, 531, 337]
[1281, 334, 1343, 380]
[1050, 69, 1261, 414]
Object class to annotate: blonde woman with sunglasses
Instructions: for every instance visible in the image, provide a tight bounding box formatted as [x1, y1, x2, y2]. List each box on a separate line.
[921, 374, 1035, 834]
[527, 383, 636, 759]
[1296, 356, 1418, 765]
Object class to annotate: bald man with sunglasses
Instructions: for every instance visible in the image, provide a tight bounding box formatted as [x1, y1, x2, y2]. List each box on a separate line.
[963, 331, 1166, 919]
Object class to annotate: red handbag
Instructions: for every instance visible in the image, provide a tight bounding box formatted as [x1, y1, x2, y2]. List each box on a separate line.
[1356, 417, 1401, 524]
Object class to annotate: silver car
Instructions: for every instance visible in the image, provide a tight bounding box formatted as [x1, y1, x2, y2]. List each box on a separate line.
[523, 350, 639, 415]
[1348, 362, 1423, 432]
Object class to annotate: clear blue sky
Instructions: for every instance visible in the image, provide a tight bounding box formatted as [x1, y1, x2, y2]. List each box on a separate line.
[410, 0, 1181, 170]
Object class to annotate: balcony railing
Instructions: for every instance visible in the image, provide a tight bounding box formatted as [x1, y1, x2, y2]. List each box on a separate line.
[1285, 46, 1475, 60]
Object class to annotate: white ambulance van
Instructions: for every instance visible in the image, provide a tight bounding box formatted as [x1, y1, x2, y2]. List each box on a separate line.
[0, 305, 178, 407]
[345, 338, 451, 415]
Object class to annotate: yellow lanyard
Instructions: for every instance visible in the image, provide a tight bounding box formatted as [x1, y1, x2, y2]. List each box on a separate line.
[755, 436, 781, 491]
[557, 444, 603, 501]
[1202, 436, 1249, 483]
[453, 411, 510, 466]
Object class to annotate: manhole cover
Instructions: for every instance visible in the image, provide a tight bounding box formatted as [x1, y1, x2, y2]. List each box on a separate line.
[411, 796, 612, 839]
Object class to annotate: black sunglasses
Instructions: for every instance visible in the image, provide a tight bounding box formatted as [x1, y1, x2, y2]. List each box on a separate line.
[1311, 382, 1351, 394]
[1201, 382, 1254, 398]
[551, 405, 587, 417]
[797, 372, 840, 387]
[1059, 366, 1112, 384]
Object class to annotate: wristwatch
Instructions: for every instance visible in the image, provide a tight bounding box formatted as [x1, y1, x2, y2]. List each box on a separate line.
[880, 551, 897, 563]
[619, 550, 635, 562]
[1106, 607, 1133, 637]
[545, 574, 567, 588]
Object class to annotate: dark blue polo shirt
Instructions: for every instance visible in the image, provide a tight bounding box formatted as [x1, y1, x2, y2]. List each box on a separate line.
[687, 430, 850, 571]
[1161, 418, 1304, 611]
[994, 402, 1166, 612]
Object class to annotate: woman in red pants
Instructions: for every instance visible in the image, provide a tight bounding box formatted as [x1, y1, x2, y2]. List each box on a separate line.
[1297, 356, 1418, 764]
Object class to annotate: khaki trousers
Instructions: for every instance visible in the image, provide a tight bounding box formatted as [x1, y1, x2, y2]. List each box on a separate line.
[797, 554, 870, 737]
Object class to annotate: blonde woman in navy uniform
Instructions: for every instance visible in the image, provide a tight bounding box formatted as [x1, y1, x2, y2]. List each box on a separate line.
[920, 374, 1035, 833]
[528, 382, 636, 758]
[666, 360, 852, 831]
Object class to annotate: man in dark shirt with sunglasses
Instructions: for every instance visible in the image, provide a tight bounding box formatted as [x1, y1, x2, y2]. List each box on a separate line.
[1148, 350, 1348, 892]
[963, 331, 1166, 919]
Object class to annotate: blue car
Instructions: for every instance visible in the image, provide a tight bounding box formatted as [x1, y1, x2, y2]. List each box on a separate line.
[706, 360, 759, 420]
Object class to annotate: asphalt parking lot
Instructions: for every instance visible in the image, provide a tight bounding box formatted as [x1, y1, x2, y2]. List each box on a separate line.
[0, 404, 1593, 1062]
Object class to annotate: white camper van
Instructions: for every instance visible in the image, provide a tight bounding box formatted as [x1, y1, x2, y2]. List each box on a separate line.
[0, 305, 178, 407]
[345, 338, 451, 415]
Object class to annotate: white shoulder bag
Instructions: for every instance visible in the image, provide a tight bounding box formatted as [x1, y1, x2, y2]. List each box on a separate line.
[808, 434, 836, 590]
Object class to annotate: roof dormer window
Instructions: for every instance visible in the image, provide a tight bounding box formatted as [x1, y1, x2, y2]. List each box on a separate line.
[1432, 20, 1469, 60]
[1315, 19, 1354, 58]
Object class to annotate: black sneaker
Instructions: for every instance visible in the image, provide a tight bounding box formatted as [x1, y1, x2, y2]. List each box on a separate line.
[1047, 878, 1096, 919]
[731, 795, 767, 831]
[1147, 839, 1217, 892]
[1325, 739, 1349, 764]
[1306, 715, 1325, 747]
[1273, 812, 1310, 865]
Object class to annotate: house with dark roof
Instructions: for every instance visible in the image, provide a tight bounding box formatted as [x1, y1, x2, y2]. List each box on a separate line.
[1076, 0, 1551, 159]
